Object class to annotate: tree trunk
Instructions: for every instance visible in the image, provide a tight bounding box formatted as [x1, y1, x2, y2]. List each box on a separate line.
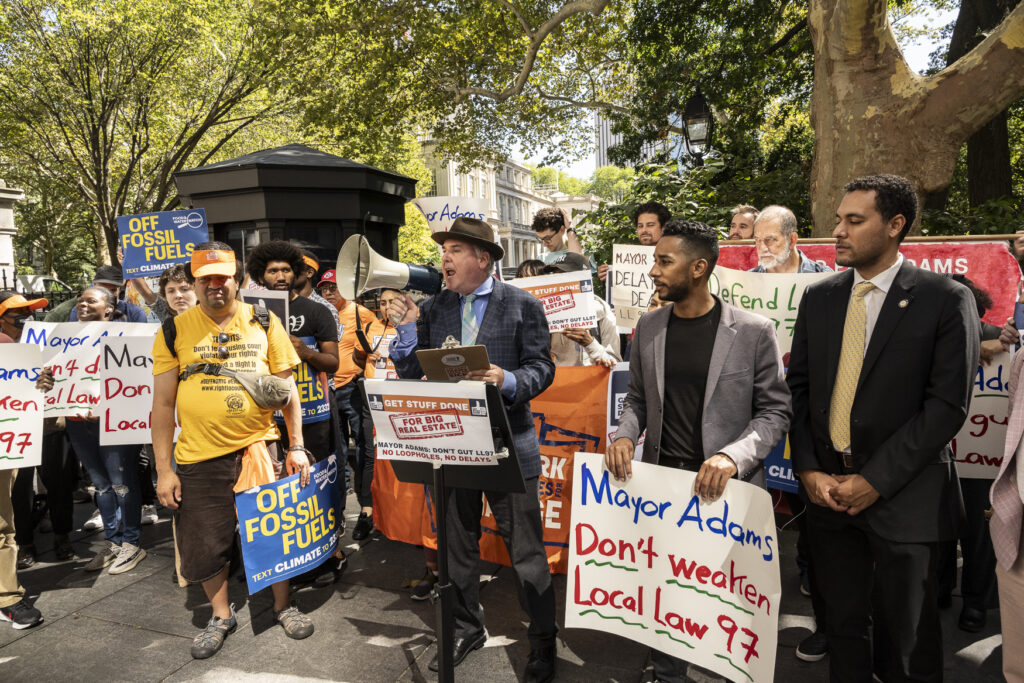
[807, 0, 1024, 235]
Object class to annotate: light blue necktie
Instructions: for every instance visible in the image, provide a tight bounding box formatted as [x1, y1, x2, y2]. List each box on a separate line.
[461, 294, 478, 345]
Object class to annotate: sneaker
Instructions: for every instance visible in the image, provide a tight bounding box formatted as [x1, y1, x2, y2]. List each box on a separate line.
[73, 487, 93, 504]
[83, 542, 120, 571]
[274, 603, 314, 639]
[0, 600, 43, 629]
[796, 630, 828, 662]
[141, 505, 159, 525]
[352, 512, 374, 541]
[82, 508, 103, 531]
[16, 546, 36, 570]
[191, 607, 237, 659]
[108, 543, 147, 575]
[411, 570, 438, 601]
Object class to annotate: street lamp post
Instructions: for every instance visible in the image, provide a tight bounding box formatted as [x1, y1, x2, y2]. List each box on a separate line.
[682, 91, 714, 163]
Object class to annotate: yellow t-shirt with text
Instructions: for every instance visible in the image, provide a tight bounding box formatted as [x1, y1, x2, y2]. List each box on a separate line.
[152, 303, 300, 464]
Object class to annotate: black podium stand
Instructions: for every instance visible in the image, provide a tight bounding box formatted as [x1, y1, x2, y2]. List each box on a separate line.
[377, 381, 525, 683]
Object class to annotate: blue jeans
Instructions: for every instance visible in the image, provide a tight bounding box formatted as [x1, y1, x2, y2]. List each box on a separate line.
[66, 420, 141, 546]
[335, 381, 364, 492]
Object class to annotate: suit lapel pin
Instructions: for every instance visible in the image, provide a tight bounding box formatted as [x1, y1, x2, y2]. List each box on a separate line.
[898, 299, 910, 308]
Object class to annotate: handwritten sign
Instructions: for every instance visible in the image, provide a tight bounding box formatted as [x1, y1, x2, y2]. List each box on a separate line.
[718, 241, 1021, 326]
[708, 268, 832, 355]
[609, 245, 656, 332]
[236, 456, 343, 593]
[98, 337, 180, 445]
[567, 453, 780, 682]
[0, 345, 44, 470]
[411, 196, 489, 233]
[21, 322, 159, 417]
[510, 271, 597, 331]
[364, 379, 495, 464]
[117, 209, 209, 278]
[953, 351, 1011, 479]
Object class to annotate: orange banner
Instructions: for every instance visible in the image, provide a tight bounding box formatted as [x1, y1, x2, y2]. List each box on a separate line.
[371, 366, 609, 574]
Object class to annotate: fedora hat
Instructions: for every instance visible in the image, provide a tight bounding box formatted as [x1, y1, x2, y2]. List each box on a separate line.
[431, 217, 504, 261]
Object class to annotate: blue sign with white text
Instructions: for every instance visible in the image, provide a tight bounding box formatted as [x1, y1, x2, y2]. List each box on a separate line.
[235, 455, 342, 594]
[117, 209, 209, 277]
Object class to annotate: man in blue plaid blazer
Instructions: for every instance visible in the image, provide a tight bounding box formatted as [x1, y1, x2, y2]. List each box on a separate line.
[390, 217, 557, 682]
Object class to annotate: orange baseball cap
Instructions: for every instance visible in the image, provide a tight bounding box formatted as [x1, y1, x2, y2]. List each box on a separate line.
[190, 250, 237, 278]
[0, 294, 48, 317]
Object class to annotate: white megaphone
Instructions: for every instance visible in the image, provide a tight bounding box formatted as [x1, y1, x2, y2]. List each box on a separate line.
[335, 235, 442, 300]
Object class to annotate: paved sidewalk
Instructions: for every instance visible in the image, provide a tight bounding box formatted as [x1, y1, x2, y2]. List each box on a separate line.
[0, 495, 1007, 682]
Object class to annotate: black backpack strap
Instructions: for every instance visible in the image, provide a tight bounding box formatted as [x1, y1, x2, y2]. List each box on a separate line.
[161, 317, 179, 358]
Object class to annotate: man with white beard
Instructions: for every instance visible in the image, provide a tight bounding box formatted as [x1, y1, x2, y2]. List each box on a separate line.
[749, 205, 832, 274]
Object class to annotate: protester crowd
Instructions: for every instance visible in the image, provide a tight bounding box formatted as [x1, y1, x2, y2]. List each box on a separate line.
[1, 172, 1023, 683]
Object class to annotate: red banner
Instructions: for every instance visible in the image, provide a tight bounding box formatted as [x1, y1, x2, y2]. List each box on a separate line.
[718, 242, 1021, 326]
[371, 366, 609, 574]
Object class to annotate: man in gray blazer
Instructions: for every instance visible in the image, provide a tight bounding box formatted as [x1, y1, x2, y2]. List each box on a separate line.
[606, 219, 791, 683]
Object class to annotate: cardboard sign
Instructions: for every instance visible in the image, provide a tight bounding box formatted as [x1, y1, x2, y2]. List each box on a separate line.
[21, 322, 159, 417]
[364, 379, 496, 464]
[609, 245, 656, 332]
[240, 289, 289, 326]
[236, 456, 343, 593]
[0, 345, 45, 470]
[567, 453, 780, 682]
[953, 351, 1011, 479]
[707, 268, 832, 356]
[606, 362, 644, 460]
[718, 241, 1021, 326]
[98, 336, 180, 445]
[411, 196, 489, 233]
[510, 271, 597, 331]
[117, 209, 209, 278]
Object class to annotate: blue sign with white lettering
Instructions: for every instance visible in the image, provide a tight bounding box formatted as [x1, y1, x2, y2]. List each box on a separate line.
[235, 455, 343, 594]
[117, 209, 209, 277]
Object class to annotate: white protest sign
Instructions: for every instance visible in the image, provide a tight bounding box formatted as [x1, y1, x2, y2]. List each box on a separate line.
[0, 345, 45, 470]
[364, 379, 496, 465]
[510, 271, 597, 331]
[21, 322, 159, 417]
[411, 196, 489, 233]
[953, 351, 1010, 479]
[708, 268, 832, 355]
[610, 244, 656, 333]
[98, 337, 180, 445]
[568, 453, 780, 683]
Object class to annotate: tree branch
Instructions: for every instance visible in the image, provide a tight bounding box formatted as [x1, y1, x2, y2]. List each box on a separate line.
[493, 0, 532, 37]
[920, 2, 1024, 142]
[452, 0, 611, 103]
[767, 16, 808, 54]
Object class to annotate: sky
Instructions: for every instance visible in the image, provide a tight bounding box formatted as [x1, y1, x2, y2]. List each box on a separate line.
[527, 6, 959, 182]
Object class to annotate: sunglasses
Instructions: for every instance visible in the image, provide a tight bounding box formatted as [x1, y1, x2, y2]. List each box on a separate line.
[214, 332, 230, 360]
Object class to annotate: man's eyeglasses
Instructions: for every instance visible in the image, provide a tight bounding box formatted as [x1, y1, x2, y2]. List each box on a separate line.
[753, 235, 781, 247]
[319, 283, 338, 293]
[213, 332, 230, 360]
[537, 233, 559, 245]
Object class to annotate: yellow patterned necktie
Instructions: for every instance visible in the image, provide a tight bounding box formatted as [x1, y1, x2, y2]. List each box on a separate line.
[829, 281, 877, 452]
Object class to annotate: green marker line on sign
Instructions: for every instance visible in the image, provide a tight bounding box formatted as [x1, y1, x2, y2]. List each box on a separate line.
[585, 559, 638, 572]
[653, 629, 696, 649]
[578, 609, 648, 630]
[714, 653, 753, 682]
[664, 580, 755, 616]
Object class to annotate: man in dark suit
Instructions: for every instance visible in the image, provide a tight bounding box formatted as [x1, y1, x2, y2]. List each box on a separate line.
[787, 174, 979, 682]
[389, 217, 558, 682]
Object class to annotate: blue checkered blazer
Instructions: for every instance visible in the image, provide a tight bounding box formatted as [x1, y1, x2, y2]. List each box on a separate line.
[392, 280, 555, 479]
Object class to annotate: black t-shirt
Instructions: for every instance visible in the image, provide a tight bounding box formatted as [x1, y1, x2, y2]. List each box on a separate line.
[288, 295, 338, 344]
[659, 299, 722, 472]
